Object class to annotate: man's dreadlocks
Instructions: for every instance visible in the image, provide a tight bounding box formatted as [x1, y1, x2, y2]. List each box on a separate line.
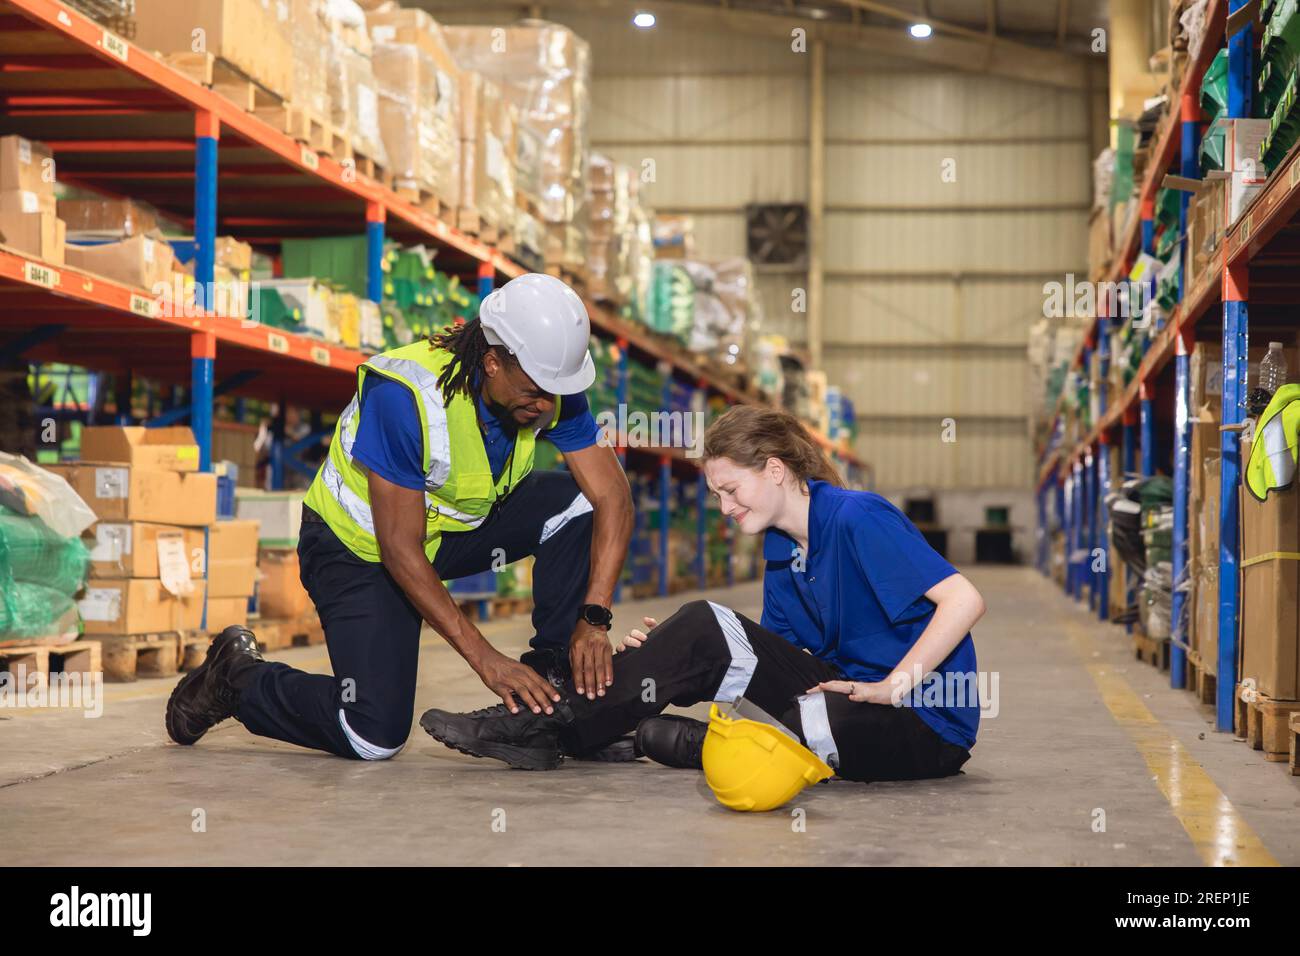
[430, 318, 518, 404]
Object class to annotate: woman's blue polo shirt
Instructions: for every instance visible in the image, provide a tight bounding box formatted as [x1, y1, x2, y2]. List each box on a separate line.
[759, 480, 980, 749]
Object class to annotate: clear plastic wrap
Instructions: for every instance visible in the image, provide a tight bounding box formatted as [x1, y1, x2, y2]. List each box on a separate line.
[0, 452, 97, 539]
[289, 0, 331, 119]
[444, 21, 590, 225]
[321, 0, 388, 167]
[372, 41, 459, 203]
[458, 72, 516, 234]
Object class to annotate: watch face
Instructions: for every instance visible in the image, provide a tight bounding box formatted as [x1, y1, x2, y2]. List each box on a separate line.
[583, 605, 612, 627]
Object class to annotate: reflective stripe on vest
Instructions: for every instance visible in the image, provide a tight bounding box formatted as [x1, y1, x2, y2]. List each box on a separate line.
[303, 341, 561, 562]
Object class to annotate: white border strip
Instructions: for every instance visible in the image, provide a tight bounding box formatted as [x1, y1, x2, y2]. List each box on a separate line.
[707, 601, 758, 702]
[338, 708, 404, 760]
[797, 693, 840, 769]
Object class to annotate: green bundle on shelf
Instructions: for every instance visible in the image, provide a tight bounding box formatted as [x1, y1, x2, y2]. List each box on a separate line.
[645, 262, 693, 342]
[249, 285, 301, 332]
[1260, 0, 1300, 167]
[1199, 51, 1230, 173]
[281, 236, 370, 299]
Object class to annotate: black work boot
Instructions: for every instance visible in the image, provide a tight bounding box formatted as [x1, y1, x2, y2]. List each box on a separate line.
[635, 715, 708, 769]
[165, 626, 266, 745]
[420, 699, 577, 771]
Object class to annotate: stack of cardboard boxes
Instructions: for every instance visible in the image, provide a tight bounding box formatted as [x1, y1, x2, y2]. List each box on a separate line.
[45, 427, 216, 643]
[0, 135, 66, 267]
[206, 519, 260, 632]
[235, 490, 316, 648]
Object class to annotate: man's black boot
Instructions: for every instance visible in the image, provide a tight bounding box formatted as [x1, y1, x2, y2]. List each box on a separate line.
[420, 699, 577, 771]
[165, 626, 266, 745]
[634, 715, 708, 769]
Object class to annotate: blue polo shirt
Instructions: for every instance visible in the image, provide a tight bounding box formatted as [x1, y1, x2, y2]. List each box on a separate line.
[760, 480, 979, 750]
[351, 374, 601, 490]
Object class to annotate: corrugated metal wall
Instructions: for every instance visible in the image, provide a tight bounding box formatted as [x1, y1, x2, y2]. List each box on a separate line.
[425, 4, 1095, 493]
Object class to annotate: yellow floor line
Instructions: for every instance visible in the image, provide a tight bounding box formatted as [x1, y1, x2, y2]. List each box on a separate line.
[1062, 617, 1277, 867]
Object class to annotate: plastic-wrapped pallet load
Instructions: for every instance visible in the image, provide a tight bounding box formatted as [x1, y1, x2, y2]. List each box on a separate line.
[456, 71, 516, 239]
[0, 453, 94, 644]
[366, 3, 461, 207]
[320, 0, 388, 169]
[444, 21, 590, 262]
[288, 0, 332, 121]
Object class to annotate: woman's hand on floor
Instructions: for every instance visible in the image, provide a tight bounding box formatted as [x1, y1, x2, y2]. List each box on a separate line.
[614, 616, 658, 654]
[807, 679, 895, 705]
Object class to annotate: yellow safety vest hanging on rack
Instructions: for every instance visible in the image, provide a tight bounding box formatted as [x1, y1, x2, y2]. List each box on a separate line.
[303, 340, 561, 562]
[1245, 383, 1300, 502]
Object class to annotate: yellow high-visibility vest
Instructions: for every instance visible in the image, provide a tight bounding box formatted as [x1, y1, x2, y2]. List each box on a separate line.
[304, 340, 561, 562]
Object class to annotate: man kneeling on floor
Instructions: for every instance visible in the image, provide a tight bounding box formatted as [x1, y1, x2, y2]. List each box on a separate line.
[421, 406, 985, 781]
[166, 273, 634, 762]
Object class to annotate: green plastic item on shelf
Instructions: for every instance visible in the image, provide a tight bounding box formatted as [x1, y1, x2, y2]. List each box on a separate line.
[1111, 122, 1136, 208]
[1201, 49, 1229, 124]
[280, 236, 370, 298]
[250, 286, 301, 332]
[1262, 68, 1300, 168]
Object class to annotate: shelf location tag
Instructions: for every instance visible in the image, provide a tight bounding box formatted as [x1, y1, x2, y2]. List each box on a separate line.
[102, 30, 129, 62]
[23, 261, 57, 290]
[128, 293, 156, 317]
[267, 332, 290, 354]
[300, 146, 319, 171]
[310, 346, 331, 366]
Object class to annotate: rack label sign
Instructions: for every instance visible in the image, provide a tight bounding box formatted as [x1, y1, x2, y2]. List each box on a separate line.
[310, 345, 331, 366]
[129, 293, 155, 317]
[1291, 160, 1300, 188]
[23, 261, 57, 289]
[102, 30, 129, 62]
[300, 146, 319, 171]
[1241, 213, 1252, 244]
[267, 332, 290, 354]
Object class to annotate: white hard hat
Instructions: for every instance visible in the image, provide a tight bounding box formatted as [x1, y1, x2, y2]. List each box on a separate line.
[478, 273, 596, 394]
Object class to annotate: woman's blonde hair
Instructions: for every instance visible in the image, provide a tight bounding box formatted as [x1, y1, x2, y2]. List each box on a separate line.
[703, 405, 844, 488]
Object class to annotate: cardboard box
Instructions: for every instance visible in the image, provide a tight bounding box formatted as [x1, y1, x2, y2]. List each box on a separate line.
[58, 198, 158, 238]
[1225, 118, 1272, 224]
[1188, 417, 1221, 667]
[1, 188, 56, 217]
[235, 489, 304, 547]
[207, 518, 260, 598]
[80, 425, 201, 472]
[0, 135, 55, 195]
[64, 233, 175, 291]
[1087, 207, 1112, 282]
[1239, 440, 1300, 700]
[88, 522, 207, 580]
[78, 578, 207, 635]
[257, 547, 309, 619]
[206, 595, 249, 630]
[132, 0, 292, 99]
[0, 198, 64, 265]
[43, 463, 217, 526]
[1189, 342, 1297, 424]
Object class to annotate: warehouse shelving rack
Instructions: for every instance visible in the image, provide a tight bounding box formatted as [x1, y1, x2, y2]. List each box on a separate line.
[0, 0, 867, 605]
[1032, 0, 1300, 732]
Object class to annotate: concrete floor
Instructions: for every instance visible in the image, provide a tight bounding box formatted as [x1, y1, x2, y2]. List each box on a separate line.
[1, 566, 1297, 866]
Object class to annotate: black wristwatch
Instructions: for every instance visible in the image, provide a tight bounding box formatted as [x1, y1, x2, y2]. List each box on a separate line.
[579, 603, 613, 629]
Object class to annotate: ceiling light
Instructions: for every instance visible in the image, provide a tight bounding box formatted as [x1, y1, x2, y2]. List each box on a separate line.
[633, 11, 656, 28]
[909, 22, 933, 39]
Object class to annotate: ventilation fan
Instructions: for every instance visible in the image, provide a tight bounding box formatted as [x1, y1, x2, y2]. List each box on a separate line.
[745, 203, 808, 269]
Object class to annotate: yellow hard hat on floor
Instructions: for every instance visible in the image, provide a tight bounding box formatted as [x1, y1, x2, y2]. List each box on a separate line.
[702, 703, 834, 812]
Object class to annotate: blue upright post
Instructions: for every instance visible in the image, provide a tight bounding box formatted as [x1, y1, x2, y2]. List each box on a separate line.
[1217, 1, 1253, 732]
[1139, 382, 1155, 478]
[193, 112, 219, 310]
[696, 471, 707, 590]
[1171, 328, 1193, 689]
[1083, 451, 1096, 609]
[612, 338, 629, 604]
[1179, 92, 1202, 302]
[365, 201, 385, 303]
[270, 402, 285, 491]
[1097, 436, 1111, 622]
[192, 331, 215, 632]
[1067, 461, 1080, 599]
[477, 260, 494, 302]
[1122, 406, 1138, 631]
[658, 457, 671, 597]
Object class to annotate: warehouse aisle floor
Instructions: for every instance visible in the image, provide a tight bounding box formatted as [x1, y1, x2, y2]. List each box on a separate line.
[2, 567, 1297, 866]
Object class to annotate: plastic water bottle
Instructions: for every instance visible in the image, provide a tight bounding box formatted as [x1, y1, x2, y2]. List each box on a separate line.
[1249, 341, 1288, 415]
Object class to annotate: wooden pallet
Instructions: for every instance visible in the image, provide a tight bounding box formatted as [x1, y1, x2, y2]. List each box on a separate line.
[1185, 649, 1216, 706]
[352, 152, 393, 189]
[396, 185, 453, 223]
[177, 631, 212, 672]
[1289, 713, 1300, 776]
[1132, 631, 1169, 670]
[163, 53, 282, 113]
[100, 634, 179, 683]
[457, 207, 499, 245]
[1243, 692, 1300, 762]
[248, 610, 324, 650]
[0, 640, 101, 685]
[489, 596, 533, 619]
